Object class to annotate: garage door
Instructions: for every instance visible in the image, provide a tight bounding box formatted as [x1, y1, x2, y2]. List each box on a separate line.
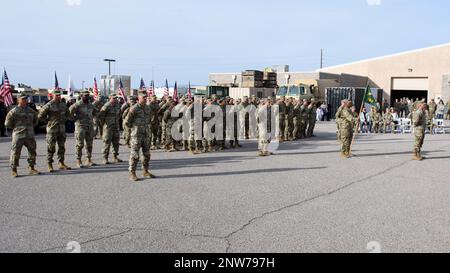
[392, 78, 428, 91]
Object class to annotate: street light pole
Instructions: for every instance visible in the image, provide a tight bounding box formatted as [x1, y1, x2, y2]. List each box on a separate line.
[104, 59, 116, 95]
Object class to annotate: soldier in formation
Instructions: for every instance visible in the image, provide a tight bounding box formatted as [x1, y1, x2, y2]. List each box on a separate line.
[38, 90, 71, 172]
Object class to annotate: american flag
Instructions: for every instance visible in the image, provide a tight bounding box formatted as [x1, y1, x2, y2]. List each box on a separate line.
[140, 78, 146, 91]
[164, 79, 169, 97]
[118, 79, 128, 103]
[187, 81, 192, 100]
[0, 69, 14, 107]
[173, 81, 179, 103]
[55, 72, 60, 90]
[93, 77, 99, 100]
[147, 80, 155, 97]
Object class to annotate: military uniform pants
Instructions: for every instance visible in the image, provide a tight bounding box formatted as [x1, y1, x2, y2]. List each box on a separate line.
[102, 128, 120, 159]
[129, 136, 151, 173]
[413, 128, 425, 153]
[75, 126, 95, 160]
[339, 129, 352, 154]
[123, 125, 132, 146]
[150, 122, 160, 146]
[47, 132, 66, 164]
[307, 119, 316, 137]
[279, 116, 286, 139]
[10, 137, 37, 168]
[285, 118, 293, 139]
[0, 118, 6, 136]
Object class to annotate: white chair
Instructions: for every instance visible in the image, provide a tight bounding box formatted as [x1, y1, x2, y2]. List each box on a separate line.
[402, 119, 412, 134]
[433, 119, 446, 134]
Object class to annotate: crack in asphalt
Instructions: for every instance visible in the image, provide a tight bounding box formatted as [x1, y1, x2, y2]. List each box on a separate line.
[2, 141, 450, 253]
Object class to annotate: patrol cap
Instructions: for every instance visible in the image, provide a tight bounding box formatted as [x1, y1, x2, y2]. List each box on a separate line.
[129, 96, 137, 101]
[109, 94, 118, 99]
[52, 90, 62, 96]
[18, 94, 28, 100]
[137, 91, 147, 97]
[81, 90, 90, 96]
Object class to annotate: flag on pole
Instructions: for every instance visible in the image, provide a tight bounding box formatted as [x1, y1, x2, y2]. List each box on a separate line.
[173, 81, 179, 103]
[140, 78, 146, 91]
[55, 72, 60, 90]
[148, 80, 154, 97]
[364, 86, 377, 106]
[93, 77, 99, 100]
[68, 75, 74, 98]
[0, 69, 14, 107]
[164, 79, 169, 97]
[187, 81, 192, 100]
[118, 79, 128, 103]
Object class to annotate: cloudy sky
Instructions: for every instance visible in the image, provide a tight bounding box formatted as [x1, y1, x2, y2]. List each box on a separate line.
[0, 0, 449, 88]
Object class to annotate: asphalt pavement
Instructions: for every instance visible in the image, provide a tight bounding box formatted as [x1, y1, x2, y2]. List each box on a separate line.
[1, 122, 450, 253]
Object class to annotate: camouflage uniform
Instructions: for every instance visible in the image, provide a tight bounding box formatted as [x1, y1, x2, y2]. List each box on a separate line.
[277, 99, 286, 141]
[92, 98, 104, 138]
[125, 102, 152, 175]
[148, 99, 160, 148]
[306, 102, 317, 137]
[301, 104, 310, 139]
[412, 108, 426, 159]
[69, 97, 97, 164]
[5, 103, 39, 174]
[121, 97, 137, 147]
[336, 106, 355, 157]
[292, 102, 301, 140]
[285, 101, 294, 140]
[38, 99, 70, 167]
[369, 109, 382, 133]
[98, 98, 122, 162]
[203, 104, 216, 151]
[382, 112, 395, 133]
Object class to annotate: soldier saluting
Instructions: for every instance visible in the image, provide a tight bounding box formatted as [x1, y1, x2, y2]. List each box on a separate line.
[69, 90, 98, 168]
[98, 94, 123, 165]
[124, 91, 156, 182]
[412, 102, 427, 161]
[5, 94, 40, 177]
[38, 90, 72, 172]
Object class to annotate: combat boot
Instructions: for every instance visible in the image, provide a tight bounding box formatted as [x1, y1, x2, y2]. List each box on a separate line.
[230, 141, 236, 149]
[28, 166, 40, 176]
[129, 172, 139, 182]
[258, 151, 266, 157]
[112, 156, 123, 163]
[143, 170, 156, 179]
[11, 168, 18, 178]
[208, 145, 216, 152]
[85, 159, 97, 167]
[59, 162, 72, 171]
[189, 148, 198, 155]
[412, 151, 423, 161]
[76, 159, 84, 169]
[169, 145, 176, 153]
[103, 158, 111, 165]
[236, 141, 242, 148]
[48, 164, 55, 173]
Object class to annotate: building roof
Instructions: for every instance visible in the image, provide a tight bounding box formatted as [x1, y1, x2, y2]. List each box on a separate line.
[318, 42, 450, 72]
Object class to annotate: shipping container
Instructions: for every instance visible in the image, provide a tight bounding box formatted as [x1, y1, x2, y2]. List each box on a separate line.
[325, 87, 384, 118]
[229, 87, 276, 99]
[207, 86, 230, 98]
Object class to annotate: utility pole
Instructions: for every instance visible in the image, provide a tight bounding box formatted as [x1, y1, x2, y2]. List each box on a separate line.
[320, 49, 324, 69]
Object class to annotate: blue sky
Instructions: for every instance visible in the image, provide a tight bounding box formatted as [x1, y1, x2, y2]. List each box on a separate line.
[0, 0, 449, 88]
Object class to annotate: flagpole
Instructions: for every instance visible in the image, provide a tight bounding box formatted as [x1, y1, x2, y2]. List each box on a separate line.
[349, 81, 370, 154]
